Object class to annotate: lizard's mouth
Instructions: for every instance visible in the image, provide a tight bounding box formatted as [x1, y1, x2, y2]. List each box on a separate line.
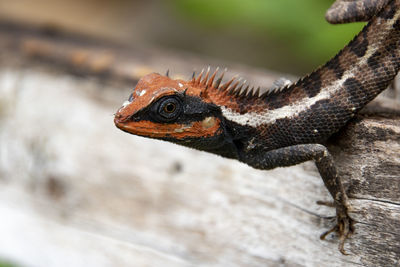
[114, 113, 222, 140]
[114, 118, 190, 139]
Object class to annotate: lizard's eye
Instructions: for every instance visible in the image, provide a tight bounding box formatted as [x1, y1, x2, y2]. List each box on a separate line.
[163, 102, 176, 113]
[152, 96, 182, 122]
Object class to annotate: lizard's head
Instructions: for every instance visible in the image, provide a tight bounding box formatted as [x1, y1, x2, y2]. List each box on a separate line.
[114, 69, 243, 155]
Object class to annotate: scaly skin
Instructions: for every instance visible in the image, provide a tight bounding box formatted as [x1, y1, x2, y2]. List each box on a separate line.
[326, 0, 391, 23]
[114, 0, 400, 254]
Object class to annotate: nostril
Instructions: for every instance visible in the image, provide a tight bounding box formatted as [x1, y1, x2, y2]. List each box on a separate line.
[114, 113, 124, 120]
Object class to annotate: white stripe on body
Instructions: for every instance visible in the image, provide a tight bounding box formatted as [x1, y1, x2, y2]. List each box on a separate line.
[221, 13, 397, 127]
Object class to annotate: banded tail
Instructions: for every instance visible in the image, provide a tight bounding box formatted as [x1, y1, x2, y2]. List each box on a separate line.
[236, 0, 400, 143]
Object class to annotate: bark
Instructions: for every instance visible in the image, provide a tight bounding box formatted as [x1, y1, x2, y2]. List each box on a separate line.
[0, 21, 399, 267]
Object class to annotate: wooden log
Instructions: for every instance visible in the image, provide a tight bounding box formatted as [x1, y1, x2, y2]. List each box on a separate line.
[0, 21, 399, 267]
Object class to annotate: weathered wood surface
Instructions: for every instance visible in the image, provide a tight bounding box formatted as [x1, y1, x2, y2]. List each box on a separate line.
[0, 22, 399, 267]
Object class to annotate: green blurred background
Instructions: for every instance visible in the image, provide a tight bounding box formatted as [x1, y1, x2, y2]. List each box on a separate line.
[0, 0, 365, 75]
[170, 0, 365, 73]
[0, 261, 15, 267]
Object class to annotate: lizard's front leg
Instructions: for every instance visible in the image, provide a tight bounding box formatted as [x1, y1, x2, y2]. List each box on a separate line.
[246, 143, 354, 254]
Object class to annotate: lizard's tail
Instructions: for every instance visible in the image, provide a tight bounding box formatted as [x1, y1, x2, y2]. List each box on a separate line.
[320, 0, 400, 112]
[326, 0, 391, 24]
[294, 0, 400, 114]
[259, 0, 400, 141]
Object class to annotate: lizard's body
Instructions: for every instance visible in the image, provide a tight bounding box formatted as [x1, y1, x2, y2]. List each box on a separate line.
[114, 0, 400, 253]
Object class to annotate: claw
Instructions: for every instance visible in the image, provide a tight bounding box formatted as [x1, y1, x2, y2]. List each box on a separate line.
[320, 205, 355, 255]
[316, 200, 335, 207]
[320, 225, 338, 240]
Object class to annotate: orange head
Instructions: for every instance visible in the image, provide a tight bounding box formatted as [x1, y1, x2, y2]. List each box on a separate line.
[114, 69, 247, 157]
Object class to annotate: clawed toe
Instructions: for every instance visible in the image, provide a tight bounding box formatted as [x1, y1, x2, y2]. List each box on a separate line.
[320, 212, 355, 255]
[316, 200, 335, 207]
[320, 224, 338, 240]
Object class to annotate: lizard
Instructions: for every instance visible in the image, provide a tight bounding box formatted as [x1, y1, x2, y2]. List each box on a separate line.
[114, 0, 400, 254]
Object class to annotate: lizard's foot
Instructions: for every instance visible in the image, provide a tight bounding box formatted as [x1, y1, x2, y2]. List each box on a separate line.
[320, 204, 355, 255]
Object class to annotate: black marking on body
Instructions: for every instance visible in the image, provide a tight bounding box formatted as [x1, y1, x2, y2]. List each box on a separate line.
[302, 71, 323, 97]
[343, 78, 366, 107]
[326, 54, 345, 79]
[262, 85, 297, 110]
[378, 1, 397, 19]
[367, 51, 383, 70]
[394, 18, 400, 30]
[350, 30, 369, 57]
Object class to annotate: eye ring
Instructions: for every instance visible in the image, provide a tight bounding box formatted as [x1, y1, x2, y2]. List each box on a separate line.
[152, 95, 183, 122]
[163, 102, 176, 113]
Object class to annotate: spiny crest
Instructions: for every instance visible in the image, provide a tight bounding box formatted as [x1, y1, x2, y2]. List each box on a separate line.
[189, 67, 263, 98]
[185, 67, 295, 100]
[259, 77, 293, 98]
